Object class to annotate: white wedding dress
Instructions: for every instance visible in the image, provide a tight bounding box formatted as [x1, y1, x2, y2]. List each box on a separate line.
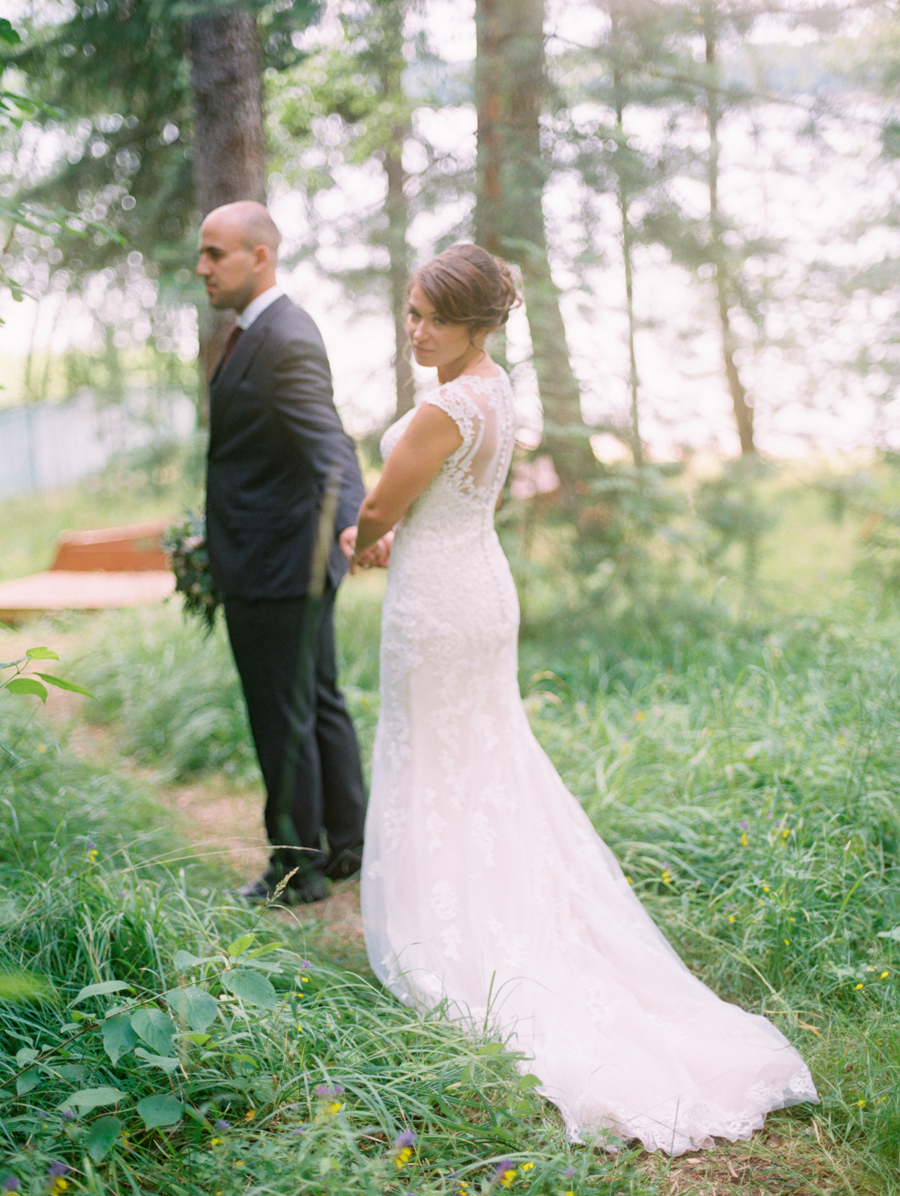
[361, 371, 817, 1154]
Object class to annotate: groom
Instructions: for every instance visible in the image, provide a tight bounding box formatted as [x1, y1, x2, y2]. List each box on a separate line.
[197, 200, 368, 904]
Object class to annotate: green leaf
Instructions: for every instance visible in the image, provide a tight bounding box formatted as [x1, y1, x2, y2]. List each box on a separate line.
[102, 1014, 137, 1064]
[220, 968, 278, 1009]
[174, 949, 204, 971]
[241, 942, 286, 962]
[17, 1068, 40, 1095]
[137, 1094, 183, 1129]
[71, 980, 132, 1004]
[226, 934, 256, 958]
[60, 1086, 126, 1112]
[0, 19, 23, 48]
[25, 647, 59, 660]
[15, 1047, 38, 1066]
[165, 986, 219, 1033]
[5, 677, 47, 702]
[86, 1115, 122, 1164]
[135, 1047, 179, 1074]
[56, 1064, 89, 1081]
[35, 673, 95, 698]
[185, 1032, 211, 1046]
[131, 1008, 177, 1055]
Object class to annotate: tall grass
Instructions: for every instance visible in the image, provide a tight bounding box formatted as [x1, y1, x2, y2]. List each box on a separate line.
[3, 456, 900, 1192]
[0, 703, 623, 1195]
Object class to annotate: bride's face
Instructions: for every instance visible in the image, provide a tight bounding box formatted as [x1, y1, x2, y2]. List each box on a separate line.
[406, 283, 484, 382]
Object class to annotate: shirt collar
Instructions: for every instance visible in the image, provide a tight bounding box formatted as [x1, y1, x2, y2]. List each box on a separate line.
[238, 284, 284, 330]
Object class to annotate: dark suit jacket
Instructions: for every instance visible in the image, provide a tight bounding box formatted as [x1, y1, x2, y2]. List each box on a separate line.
[205, 293, 365, 599]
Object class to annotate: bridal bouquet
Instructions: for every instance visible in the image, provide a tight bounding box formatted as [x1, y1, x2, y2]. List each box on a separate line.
[162, 510, 221, 632]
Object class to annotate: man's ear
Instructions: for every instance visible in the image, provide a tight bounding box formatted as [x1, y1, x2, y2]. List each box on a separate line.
[252, 243, 272, 272]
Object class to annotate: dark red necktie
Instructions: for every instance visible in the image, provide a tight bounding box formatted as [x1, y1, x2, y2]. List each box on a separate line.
[221, 323, 243, 366]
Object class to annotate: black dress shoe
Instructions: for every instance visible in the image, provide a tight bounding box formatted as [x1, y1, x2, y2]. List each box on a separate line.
[234, 868, 328, 906]
[324, 844, 363, 880]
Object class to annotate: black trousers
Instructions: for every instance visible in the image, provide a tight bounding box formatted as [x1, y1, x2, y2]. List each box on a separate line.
[223, 586, 367, 877]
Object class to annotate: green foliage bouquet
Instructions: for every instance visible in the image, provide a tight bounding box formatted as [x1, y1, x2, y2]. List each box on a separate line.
[162, 510, 221, 632]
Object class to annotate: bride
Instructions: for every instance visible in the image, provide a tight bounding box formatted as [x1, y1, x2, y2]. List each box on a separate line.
[344, 243, 817, 1154]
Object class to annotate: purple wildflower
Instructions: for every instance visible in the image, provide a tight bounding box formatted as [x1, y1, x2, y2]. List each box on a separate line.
[47, 1163, 69, 1180]
[2, 1178, 20, 1193]
[492, 1159, 513, 1179]
[313, 1083, 344, 1099]
[215, 1119, 230, 1130]
[739, 820, 750, 830]
[394, 1129, 418, 1149]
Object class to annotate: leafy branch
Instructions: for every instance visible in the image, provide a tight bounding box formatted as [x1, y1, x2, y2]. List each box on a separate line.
[0, 647, 94, 704]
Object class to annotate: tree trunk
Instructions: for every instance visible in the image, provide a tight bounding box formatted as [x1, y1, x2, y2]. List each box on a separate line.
[185, 9, 267, 396]
[376, 0, 414, 417]
[385, 138, 415, 415]
[703, 5, 755, 455]
[474, 0, 595, 507]
[610, 1, 644, 468]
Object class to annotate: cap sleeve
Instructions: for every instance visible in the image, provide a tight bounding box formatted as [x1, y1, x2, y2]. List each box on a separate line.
[422, 379, 477, 449]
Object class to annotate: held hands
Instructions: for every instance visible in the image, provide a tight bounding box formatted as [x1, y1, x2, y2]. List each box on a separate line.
[339, 526, 393, 574]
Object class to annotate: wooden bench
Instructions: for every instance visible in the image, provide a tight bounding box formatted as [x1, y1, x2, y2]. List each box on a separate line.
[48, 522, 171, 572]
[0, 519, 175, 625]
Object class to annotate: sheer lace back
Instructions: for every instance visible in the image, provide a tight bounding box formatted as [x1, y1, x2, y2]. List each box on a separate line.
[380, 372, 514, 546]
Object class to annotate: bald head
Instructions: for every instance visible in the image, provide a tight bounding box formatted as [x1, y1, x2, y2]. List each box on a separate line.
[197, 201, 281, 313]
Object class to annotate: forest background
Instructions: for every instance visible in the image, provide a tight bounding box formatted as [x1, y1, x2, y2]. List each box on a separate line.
[2, 1, 900, 1195]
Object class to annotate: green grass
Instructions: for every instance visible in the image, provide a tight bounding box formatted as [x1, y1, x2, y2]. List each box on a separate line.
[3, 452, 900, 1192]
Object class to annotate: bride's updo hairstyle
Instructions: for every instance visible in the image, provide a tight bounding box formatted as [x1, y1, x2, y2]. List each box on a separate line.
[411, 243, 520, 340]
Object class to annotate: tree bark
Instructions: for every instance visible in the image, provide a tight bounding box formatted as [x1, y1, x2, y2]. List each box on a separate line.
[376, 0, 414, 417]
[609, 1, 644, 468]
[703, 4, 755, 455]
[474, 0, 595, 507]
[185, 9, 267, 394]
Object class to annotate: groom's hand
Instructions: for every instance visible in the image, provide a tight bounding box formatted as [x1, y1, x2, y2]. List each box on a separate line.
[339, 525, 358, 565]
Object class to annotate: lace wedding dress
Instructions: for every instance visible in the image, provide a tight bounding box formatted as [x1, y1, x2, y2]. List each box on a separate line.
[361, 371, 817, 1154]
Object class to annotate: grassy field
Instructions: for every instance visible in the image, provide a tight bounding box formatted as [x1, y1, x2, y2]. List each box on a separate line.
[1, 450, 899, 1193]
